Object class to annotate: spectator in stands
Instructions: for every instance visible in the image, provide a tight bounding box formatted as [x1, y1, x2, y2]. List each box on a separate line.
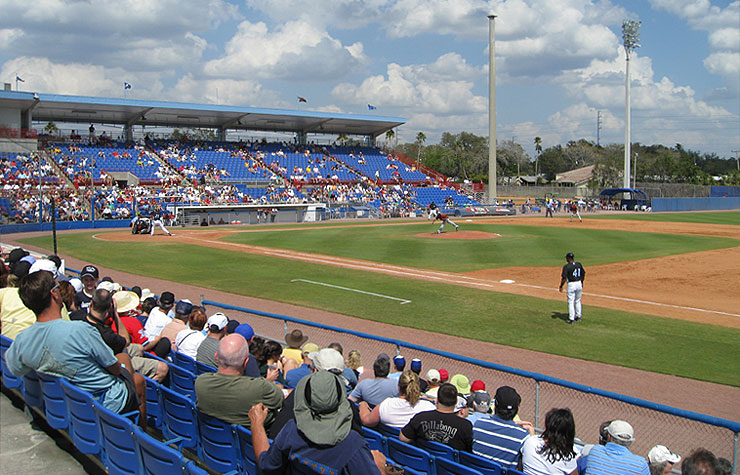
[175, 307, 207, 358]
[389, 354, 406, 379]
[74, 264, 99, 311]
[196, 312, 228, 368]
[112, 290, 170, 370]
[359, 370, 435, 429]
[521, 408, 580, 475]
[249, 371, 384, 474]
[717, 458, 732, 475]
[142, 290, 175, 341]
[282, 328, 308, 364]
[584, 420, 649, 475]
[681, 448, 720, 475]
[400, 382, 474, 452]
[439, 368, 450, 383]
[256, 339, 293, 387]
[473, 386, 534, 471]
[160, 299, 192, 351]
[234, 322, 263, 378]
[450, 373, 471, 396]
[409, 358, 428, 392]
[648, 445, 681, 475]
[346, 349, 363, 378]
[466, 390, 492, 425]
[422, 370, 441, 400]
[6, 270, 146, 424]
[577, 420, 611, 475]
[327, 342, 358, 390]
[195, 333, 283, 428]
[284, 342, 320, 389]
[348, 353, 399, 407]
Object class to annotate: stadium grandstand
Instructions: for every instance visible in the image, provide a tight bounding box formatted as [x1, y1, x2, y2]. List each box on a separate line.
[0, 90, 496, 226]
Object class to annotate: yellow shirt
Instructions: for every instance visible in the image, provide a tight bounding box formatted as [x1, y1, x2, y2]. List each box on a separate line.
[282, 347, 303, 365]
[0, 288, 70, 340]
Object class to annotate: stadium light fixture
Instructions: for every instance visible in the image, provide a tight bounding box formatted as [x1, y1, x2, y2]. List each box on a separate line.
[622, 19, 641, 189]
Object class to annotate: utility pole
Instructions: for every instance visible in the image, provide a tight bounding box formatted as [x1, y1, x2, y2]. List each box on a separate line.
[733, 150, 740, 171]
[622, 20, 641, 189]
[488, 14, 497, 202]
[596, 110, 603, 146]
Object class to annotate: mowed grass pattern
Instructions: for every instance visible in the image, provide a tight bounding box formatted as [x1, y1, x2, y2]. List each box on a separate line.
[20, 231, 740, 387]
[221, 222, 739, 272]
[592, 210, 740, 224]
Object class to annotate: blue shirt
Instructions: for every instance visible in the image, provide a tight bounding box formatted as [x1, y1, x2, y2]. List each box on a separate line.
[584, 442, 649, 475]
[349, 377, 399, 407]
[258, 419, 380, 475]
[472, 414, 529, 470]
[6, 319, 128, 413]
[285, 364, 312, 389]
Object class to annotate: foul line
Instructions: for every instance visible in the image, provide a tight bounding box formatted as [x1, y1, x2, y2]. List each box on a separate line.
[291, 279, 412, 305]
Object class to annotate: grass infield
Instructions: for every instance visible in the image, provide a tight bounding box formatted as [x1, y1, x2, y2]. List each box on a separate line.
[20, 223, 740, 387]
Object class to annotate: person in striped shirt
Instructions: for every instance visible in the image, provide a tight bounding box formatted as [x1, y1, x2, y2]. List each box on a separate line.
[472, 386, 534, 471]
[583, 420, 649, 475]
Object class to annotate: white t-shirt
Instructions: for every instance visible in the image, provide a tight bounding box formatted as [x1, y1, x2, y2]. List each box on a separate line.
[378, 397, 436, 428]
[143, 307, 172, 340]
[175, 329, 207, 359]
[520, 435, 580, 475]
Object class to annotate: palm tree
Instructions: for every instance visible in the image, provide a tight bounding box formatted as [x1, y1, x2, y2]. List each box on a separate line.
[534, 136, 543, 176]
[415, 132, 426, 163]
[385, 129, 396, 151]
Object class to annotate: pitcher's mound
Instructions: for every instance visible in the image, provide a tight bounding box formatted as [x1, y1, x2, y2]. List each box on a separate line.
[415, 231, 502, 240]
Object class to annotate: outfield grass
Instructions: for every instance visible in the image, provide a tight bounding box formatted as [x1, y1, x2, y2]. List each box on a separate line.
[20, 232, 740, 387]
[591, 210, 740, 225]
[221, 222, 739, 272]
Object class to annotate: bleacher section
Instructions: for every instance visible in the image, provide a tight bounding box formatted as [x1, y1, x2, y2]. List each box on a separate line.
[327, 146, 428, 182]
[254, 143, 360, 182]
[411, 186, 483, 208]
[49, 143, 165, 184]
[0, 151, 58, 184]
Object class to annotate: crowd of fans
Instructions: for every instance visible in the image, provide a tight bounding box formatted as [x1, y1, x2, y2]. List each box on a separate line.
[1, 246, 732, 474]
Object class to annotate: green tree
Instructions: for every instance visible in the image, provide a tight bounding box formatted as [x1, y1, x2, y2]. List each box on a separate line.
[44, 121, 59, 136]
[533, 136, 542, 175]
[415, 132, 427, 163]
[497, 139, 530, 178]
[591, 144, 623, 188]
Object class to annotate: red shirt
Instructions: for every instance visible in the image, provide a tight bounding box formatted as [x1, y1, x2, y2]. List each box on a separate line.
[119, 315, 148, 345]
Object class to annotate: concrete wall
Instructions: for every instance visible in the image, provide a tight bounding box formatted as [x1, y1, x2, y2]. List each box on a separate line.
[651, 197, 740, 212]
[0, 107, 19, 128]
[0, 138, 38, 153]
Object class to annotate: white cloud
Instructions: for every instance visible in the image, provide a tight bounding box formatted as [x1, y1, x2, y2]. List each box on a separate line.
[703, 51, 740, 77]
[244, 0, 388, 29]
[0, 28, 23, 49]
[204, 20, 367, 81]
[167, 74, 282, 107]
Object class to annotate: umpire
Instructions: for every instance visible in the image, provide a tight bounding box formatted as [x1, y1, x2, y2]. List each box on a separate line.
[559, 252, 585, 324]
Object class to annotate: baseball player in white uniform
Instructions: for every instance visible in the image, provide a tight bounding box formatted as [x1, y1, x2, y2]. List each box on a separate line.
[150, 209, 172, 236]
[559, 252, 585, 324]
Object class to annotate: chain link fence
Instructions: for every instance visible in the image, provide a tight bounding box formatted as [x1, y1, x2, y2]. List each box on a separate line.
[202, 299, 739, 473]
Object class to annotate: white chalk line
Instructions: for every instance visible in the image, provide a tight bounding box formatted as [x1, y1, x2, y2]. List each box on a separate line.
[172, 235, 740, 319]
[291, 279, 412, 304]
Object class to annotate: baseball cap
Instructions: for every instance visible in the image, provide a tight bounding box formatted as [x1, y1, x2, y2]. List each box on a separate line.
[438, 368, 449, 382]
[410, 358, 422, 373]
[494, 386, 521, 411]
[450, 374, 471, 395]
[471, 380, 486, 392]
[97, 281, 117, 292]
[468, 391, 492, 413]
[68, 277, 83, 293]
[140, 288, 155, 301]
[648, 445, 680, 464]
[29, 259, 58, 275]
[426, 369, 440, 383]
[309, 348, 345, 372]
[393, 355, 406, 370]
[225, 320, 240, 334]
[206, 313, 229, 331]
[175, 300, 193, 316]
[8, 248, 29, 266]
[302, 342, 320, 355]
[81, 265, 99, 279]
[606, 420, 634, 444]
[235, 323, 255, 341]
[159, 291, 175, 307]
[565, 252, 575, 259]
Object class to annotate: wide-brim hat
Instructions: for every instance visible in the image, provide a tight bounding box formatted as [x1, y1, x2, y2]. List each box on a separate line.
[113, 291, 140, 314]
[286, 329, 309, 348]
[294, 371, 352, 446]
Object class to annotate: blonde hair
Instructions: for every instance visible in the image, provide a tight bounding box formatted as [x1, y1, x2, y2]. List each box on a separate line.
[347, 350, 362, 370]
[398, 370, 421, 406]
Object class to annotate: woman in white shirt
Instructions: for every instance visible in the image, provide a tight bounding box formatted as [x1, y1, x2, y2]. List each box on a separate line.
[521, 408, 580, 475]
[359, 370, 435, 428]
[175, 307, 207, 359]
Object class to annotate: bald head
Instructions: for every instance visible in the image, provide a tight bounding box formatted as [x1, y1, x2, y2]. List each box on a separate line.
[216, 333, 250, 370]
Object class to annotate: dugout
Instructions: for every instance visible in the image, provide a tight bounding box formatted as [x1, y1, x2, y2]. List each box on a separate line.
[599, 188, 650, 210]
[171, 203, 326, 227]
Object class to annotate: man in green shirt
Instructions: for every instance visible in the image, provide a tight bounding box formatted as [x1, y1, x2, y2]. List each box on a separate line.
[195, 333, 283, 428]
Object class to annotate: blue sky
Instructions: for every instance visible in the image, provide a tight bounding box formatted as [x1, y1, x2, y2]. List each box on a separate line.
[1, 0, 738, 159]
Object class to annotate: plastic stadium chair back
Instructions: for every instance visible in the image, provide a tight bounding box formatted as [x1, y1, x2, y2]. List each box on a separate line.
[143, 376, 164, 429]
[436, 457, 484, 475]
[417, 439, 459, 463]
[362, 426, 388, 455]
[133, 425, 189, 475]
[376, 422, 401, 438]
[22, 370, 44, 409]
[95, 403, 139, 475]
[168, 363, 197, 400]
[60, 378, 103, 455]
[172, 351, 197, 374]
[506, 470, 526, 475]
[0, 334, 22, 389]
[37, 372, 68, 429]
[194, 360, 216, 376]
[457, 451, 505, 475]
[159, 385, 199, 452]
[196, 411, 240, 473]
[387, 438, 435, 475]
[288, 453, 340, 475]
[234, 425, 258, 475]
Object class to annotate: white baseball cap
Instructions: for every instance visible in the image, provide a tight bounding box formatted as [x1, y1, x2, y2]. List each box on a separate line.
[206, 313, 229, 331]
[648, 445, 680, 464]
[606, 420, 635, 443]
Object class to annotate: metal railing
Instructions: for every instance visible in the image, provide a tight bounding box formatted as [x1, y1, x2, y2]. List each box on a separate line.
[201, 298, 739, 473]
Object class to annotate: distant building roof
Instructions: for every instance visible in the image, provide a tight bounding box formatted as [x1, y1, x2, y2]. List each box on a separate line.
[556, 165, 595, 185]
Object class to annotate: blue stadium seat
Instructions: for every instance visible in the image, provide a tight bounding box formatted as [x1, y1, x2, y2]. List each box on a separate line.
[506, 470, 526, 475]
[436, 457, 484, 475]
[159, 385, 199, 453]
[143, 376, 164, 429]
[417, 439, 459, 463]
[0, 334, 22, 389]
[457, 451, 505, 475]
[95, 402, 140, 475]
[194, 360, 216, 376]
[376, 422, 401, 438]
[362, 426, 388, 455]
[37, 372, 68, 429]
[234, 425, 259, 475]
[22, 370, 44, 409]
[387, 438, 435, 475]
[168, 363, 197, 400]
[196, 411, 240, 473]
[132, 425, 192, 475]
[172, 351, 197, 374]
[60, 378, 103, 455]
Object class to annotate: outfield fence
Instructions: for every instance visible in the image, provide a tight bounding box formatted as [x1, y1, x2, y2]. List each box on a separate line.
[201, 298, 739, 474]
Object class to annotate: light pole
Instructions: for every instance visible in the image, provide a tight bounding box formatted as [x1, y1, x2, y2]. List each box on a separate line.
[622, 19, 641, 189]
[488, 14, 497, 202]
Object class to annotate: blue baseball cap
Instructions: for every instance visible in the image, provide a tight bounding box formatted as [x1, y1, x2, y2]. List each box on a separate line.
[235, 323, 255, 341]
[393, 355, 406, 370]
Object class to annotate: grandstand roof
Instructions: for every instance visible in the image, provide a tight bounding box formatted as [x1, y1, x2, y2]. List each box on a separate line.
[0, 90, 405, 138]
